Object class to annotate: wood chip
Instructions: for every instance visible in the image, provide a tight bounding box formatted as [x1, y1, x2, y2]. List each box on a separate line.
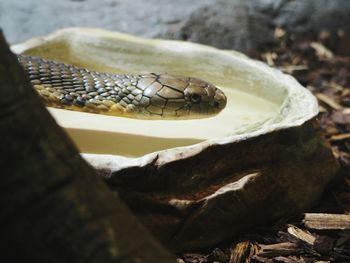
[303, 213, 350, 230]
[274, 27, 286, 39]
[280, 65, 308, 74]
[330, 133, 350, 141]
[316, 93, 343, 110]
[273, 256, 304, 263]
[257, 242, 301, 257]
[341, 89, 350, 97]
[319, 105, 328, 113]
[328, 81, 346, 91]
[343, 108, 350, 114]
[287, 225, 316, 245]
[310, 42, 334, 60]
[262, 52, 277, 66]
[229, 241, 256, 263]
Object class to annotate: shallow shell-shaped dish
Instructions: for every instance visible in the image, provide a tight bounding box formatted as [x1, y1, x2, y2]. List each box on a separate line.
[12, 27, 338, 251]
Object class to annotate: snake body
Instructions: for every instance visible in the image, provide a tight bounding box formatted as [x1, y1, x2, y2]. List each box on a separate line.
[18, 55, 227, 119]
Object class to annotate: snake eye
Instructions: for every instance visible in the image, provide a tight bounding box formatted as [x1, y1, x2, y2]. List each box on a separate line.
[191, 94, 201, 103]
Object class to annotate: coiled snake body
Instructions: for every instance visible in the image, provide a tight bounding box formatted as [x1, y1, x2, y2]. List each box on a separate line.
[18, 55, 227, 119]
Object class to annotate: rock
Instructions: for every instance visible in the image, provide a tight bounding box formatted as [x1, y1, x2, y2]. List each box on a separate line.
[274, 0, 350, 34]
[161, 0, 274, 51]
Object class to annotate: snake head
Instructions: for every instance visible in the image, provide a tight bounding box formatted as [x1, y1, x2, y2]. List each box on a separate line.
[183, 77, 227, 117]
[138, 74, 227, 119]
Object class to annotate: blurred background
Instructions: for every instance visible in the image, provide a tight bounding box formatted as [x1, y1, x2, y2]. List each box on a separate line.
[1, 0, 349, 54]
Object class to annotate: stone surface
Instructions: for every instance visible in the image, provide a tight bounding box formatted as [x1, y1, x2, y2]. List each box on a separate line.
[162, 0, 274, 51]
[1, 0, 350, 52]
[274, 0, 350, 33]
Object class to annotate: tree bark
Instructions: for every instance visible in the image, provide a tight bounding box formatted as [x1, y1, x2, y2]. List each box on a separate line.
[0, 30, 174, 263]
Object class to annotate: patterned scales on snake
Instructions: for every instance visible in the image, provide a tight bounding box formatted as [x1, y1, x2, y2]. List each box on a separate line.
[18, 55, 227, 119]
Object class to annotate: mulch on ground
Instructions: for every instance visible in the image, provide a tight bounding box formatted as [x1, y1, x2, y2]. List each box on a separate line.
[177, 28, 350, 263]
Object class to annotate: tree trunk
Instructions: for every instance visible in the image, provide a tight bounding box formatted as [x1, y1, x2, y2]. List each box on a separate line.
[0, 30, 174, 263]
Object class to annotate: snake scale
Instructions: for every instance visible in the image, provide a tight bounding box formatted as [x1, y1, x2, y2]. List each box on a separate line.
[18, 55, 227, 119]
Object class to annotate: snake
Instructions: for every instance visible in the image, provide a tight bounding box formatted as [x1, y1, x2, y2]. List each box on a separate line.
[18, 55, 227, 119]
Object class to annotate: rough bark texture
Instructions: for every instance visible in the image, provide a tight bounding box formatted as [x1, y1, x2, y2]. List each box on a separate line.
[0, 31, 174, 263]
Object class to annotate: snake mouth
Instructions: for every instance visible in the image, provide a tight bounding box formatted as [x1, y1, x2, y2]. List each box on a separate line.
[212, 88, 227, 111]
